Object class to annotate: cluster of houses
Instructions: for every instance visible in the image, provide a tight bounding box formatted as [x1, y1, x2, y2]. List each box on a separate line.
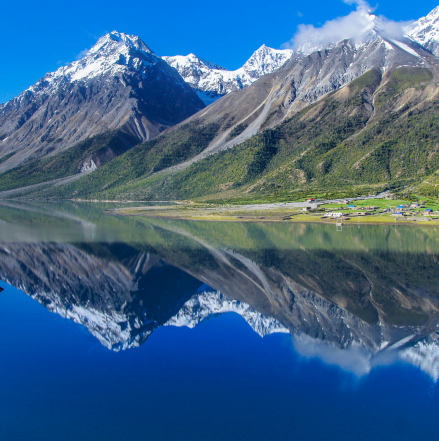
[302, 198, 438, 220]
[390, 203, 437, 218]
[322, 204, 380, 218]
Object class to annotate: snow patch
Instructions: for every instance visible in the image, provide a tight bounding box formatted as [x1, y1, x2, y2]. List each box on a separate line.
[165, 290, 290, 337]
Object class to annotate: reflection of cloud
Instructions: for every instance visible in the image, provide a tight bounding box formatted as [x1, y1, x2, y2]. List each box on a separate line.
[283, 1, 413, 53]
[293, 332, 439, 382]
[293, 334, 373, 376]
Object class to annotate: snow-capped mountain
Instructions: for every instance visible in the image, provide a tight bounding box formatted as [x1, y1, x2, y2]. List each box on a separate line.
[154, 8, 439, 170]
[0, 31, 204, 172]
[163, 45, 293, 105]
[400, 335, 439, 381]
[165, 289, 289, 337]
[406, 6, 439, 56]
[295, 12, 381, 55]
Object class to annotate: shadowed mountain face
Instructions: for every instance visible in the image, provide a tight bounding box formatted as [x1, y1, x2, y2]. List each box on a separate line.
[0, 202, 439, 379]
[0, 32, 204, 173]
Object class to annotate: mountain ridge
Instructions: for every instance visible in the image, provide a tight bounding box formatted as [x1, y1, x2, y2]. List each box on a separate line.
[163, 45, 293, 105]
[3, 7, 439, 199]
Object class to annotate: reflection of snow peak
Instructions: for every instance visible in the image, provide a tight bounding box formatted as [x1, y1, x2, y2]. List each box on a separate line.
[45, 293, 154, 352]
[165, 290, 290, 337]
[400, 337, 439, 381]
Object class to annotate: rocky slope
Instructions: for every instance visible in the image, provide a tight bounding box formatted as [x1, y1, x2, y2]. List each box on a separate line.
[163, 45, 293, 105]
[0, 31, 204, 173]
[407, 6, 439, 56]
[170, 12, 435, 160]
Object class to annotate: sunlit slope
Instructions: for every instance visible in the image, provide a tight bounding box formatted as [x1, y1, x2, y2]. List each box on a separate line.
[29, 66, 439, 201]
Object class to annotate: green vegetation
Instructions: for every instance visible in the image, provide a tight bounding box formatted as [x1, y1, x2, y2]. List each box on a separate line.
[227, 123, 248, 140]
[375, 67, 433, 107]
[29, 120, 220, 199]
[0, 152, 15, 166]
[0, 131, 137, 191]
[3, 67, 439, 203]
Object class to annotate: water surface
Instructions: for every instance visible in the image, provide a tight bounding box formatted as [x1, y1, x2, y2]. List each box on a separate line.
[0, 202, 438, 440]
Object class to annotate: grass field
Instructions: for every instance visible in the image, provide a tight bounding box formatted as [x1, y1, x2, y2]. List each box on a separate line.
[109, 197, 439, 225]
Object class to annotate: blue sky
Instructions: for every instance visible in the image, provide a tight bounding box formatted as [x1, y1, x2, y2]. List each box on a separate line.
[1, 0, 438, 104]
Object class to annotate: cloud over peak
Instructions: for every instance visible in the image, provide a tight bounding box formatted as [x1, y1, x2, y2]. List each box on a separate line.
[283, 1, 413, 54]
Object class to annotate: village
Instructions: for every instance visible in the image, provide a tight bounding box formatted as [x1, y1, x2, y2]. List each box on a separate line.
[301, 198, 439, 222]
[108, 195, 439, 225]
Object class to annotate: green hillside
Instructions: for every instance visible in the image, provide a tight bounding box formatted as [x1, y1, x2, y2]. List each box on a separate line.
[0, 131, 137, 191]
[3, 67, 439, 202]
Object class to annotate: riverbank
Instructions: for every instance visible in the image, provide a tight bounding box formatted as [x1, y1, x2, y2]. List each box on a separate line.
[107, 198, 439, 226]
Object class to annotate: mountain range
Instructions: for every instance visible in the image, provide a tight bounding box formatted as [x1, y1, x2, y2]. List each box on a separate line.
[2, 7, 439, 200]
[163, 45, 293, 105]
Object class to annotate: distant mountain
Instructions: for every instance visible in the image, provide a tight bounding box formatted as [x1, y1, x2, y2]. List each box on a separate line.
[0, 31, 204, 172]
[163, 45, 293, 105]
[407, 6, 439, 56]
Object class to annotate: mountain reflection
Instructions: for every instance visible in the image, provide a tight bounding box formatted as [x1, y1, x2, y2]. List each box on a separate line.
[0, 202, 439, 379]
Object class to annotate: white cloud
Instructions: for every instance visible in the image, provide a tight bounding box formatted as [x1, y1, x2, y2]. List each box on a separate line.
[283, 1, 413, 54]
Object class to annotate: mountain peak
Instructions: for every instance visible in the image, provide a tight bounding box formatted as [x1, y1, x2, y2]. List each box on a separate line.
[89, 31, 154, 57]
[40, 31, 159, 85]
[295, 10, 385, 55]
[406, 5, 439, 56]
[163, 45, 293, 105]
[242, 45, 293, 78]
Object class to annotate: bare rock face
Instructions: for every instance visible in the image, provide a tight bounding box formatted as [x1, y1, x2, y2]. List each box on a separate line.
[0, 31, 205, 172]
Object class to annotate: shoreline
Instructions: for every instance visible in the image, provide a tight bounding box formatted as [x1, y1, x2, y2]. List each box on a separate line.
[108, 209, 439, 227]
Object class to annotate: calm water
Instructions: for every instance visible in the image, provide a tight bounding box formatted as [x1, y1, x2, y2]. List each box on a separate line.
[0, 201, 438, 440]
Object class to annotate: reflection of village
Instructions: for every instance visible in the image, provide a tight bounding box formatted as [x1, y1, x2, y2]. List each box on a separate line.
[301, 199, 439, 222]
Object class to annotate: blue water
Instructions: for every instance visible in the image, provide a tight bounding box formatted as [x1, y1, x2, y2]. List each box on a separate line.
[0, 281, 438, 441]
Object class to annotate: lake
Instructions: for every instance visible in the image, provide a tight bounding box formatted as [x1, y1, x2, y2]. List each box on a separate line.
[0, 201, 438, 440]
